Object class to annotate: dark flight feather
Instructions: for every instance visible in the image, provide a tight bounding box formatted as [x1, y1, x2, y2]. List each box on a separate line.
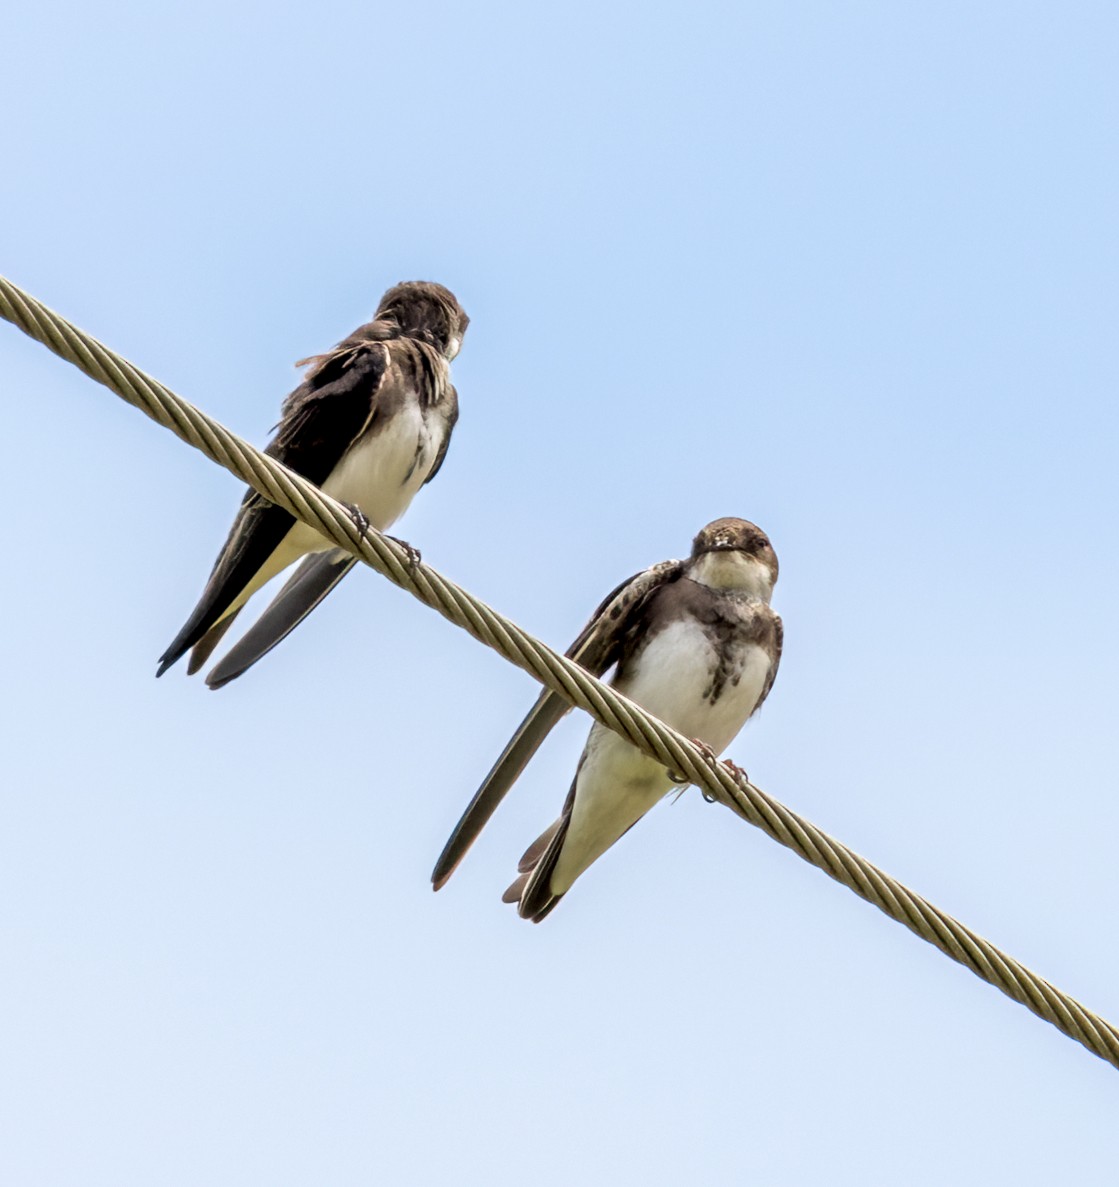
[508, 775, 581, 922]
[156, 344, 388, 676]
[185, 612, 241, 675]
[204, 550, 357, 689]
[430, 559, 685, 890]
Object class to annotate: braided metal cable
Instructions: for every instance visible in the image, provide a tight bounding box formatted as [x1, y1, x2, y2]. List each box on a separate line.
[3, 271, 1117, 1069]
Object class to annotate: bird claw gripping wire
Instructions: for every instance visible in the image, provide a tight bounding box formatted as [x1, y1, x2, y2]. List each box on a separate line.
[386, 534, 422, 569]
[721, 758, 749, 787]
[343, 502, 371, 539]
[668, 737, 722, 797]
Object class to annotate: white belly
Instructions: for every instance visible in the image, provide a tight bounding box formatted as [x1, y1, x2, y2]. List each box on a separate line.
[622, 620, 771, 752]
[321, 396, 437, 531]
[283, 396, 439, 557]
[553, 622, 772, 893]
[214, 398, 444, 623]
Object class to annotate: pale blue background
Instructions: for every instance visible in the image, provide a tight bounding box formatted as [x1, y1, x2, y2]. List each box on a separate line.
[3, 2, 1119, 1183]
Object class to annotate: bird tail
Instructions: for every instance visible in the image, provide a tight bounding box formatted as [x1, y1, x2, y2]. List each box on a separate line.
[503, 786, 576, 923]
[157, 502, 298, 677]
[205, 550, 356, 689]
[431, 688, 573, 891]
[185, 612, 241, 675]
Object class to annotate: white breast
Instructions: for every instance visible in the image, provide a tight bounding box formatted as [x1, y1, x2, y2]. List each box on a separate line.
[621, 620, 771, 751]
[552, 621, 772, 894]
[320, 394, 440, 532]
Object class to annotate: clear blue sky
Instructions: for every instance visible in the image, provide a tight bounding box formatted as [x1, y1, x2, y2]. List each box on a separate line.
[4, 2, 1119, 1183]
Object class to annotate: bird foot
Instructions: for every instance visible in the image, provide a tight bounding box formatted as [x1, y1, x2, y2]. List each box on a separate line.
[690, 738, 719, 763]
[386, 534, 422, 569]
[690, 737, 722, 803]
[343, 502, 371, 539]
[667, 738, 719, 790]
[721, 758, 749, 785]
[341, 508, 421, 570]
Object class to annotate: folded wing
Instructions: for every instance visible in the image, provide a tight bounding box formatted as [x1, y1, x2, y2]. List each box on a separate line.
[157, 343, 388, 676]
[430, 559, 685, 889]
[204, 550, 358, 689]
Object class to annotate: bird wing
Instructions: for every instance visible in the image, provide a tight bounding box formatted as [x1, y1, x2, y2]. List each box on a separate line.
[423, 384, 459, 485]
[203, 549, 358, 689]
[157, 342, 389, 676]
[430, 558, 685, 889]
[754, 611, 783, 712]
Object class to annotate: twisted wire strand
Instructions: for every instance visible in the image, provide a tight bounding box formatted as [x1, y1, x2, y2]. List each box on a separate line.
[3, 272, 1116, 1069]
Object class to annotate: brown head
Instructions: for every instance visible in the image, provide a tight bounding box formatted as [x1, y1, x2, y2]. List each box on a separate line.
[373, 281, 470, 359]
[690, 518, 778, 599]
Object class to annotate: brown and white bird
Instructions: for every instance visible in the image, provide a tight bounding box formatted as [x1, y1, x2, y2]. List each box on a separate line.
[432, 518, 783, 922]
[157, 281, 468, 687]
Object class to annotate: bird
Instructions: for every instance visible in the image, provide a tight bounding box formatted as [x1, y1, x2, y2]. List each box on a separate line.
[431, 517, 783, 921]
[157, 281, 468, 687]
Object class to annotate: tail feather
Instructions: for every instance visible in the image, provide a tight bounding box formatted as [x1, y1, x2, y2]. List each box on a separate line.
[205, 550, 355, 689]
[517, 819, 562, 874]
[501, 873, 529, 904]
[507, 770, 652, 922]
[158, 500, 295, 677]
[431, 688, 572, 890]
[510, 803, 573, 923]
[185, 612, 240, 675]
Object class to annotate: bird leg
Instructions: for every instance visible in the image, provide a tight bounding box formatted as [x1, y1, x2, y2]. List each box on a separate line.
[668, 737, 720, 798]
[691, 738, 739, 804]
[721, 758, 749, 785]
[385, 535, 423, 569]
[341, 505, 421, 569]
[343, 502, 371, 539]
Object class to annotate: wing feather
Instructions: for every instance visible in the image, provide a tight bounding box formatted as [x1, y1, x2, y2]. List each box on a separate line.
[157, 344, 388, 676]
[204, 550, 357, 689]
[430, 559, 685, 889]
